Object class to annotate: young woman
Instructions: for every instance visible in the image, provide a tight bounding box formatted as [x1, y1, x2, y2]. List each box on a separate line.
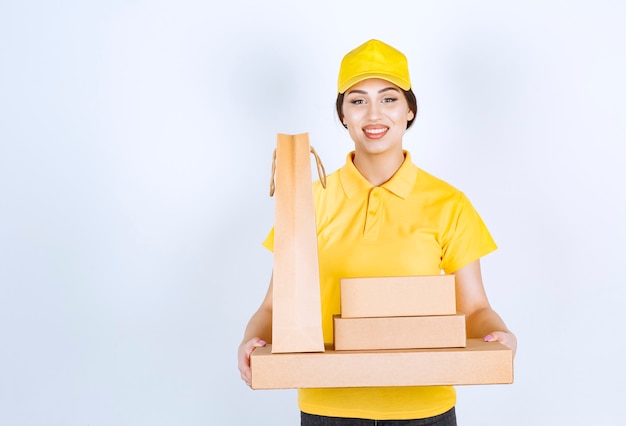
[238, 39, 517, 426]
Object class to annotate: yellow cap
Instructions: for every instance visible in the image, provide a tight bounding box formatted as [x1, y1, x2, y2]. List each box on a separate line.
[337, 39, 411, 94]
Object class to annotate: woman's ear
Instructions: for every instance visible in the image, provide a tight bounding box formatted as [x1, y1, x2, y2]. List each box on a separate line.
[407, 109, 415, 122]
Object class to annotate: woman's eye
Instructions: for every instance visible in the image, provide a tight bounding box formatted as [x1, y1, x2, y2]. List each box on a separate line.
[350, 99, 365, 105]
[382, 97, 397, 103]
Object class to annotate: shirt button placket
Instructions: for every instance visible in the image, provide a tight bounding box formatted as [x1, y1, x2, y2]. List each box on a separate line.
[364, 187, 382, 241]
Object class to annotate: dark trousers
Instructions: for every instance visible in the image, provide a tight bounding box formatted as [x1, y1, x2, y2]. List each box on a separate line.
[301, 407, 456, 426]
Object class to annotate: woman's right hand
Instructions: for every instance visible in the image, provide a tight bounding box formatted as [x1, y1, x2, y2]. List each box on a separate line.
[237, 337, 267, 387]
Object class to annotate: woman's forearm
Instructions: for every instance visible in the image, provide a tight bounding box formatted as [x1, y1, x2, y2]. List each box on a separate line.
[465, 306, 510, 339]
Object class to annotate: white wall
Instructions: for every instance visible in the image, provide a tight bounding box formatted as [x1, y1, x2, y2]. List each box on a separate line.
[1, 1, 624, 424]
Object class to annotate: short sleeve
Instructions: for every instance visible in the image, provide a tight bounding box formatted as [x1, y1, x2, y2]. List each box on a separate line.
[262, 227, 275, 252]
[440, 192, 497, 273]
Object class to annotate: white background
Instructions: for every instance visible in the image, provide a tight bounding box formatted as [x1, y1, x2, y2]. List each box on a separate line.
[1, 1, 625, 425]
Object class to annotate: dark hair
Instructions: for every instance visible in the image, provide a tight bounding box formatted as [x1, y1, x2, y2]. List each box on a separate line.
[335, 88, 418, 130]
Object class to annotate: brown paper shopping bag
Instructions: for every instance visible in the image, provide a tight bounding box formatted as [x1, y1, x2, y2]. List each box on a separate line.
[269, 133, 326, 353]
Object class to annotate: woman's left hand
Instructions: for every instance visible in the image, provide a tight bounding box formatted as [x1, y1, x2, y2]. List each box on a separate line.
[484, 331, 517, 357]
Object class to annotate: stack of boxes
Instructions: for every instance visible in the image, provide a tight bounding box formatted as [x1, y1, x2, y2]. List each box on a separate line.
[250, 273, 514, 389]
[334, 275, 466, 351]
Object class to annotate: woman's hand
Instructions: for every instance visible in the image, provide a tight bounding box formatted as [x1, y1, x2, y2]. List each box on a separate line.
[237, 337, 267, 387]
[484, 330, 517, 357]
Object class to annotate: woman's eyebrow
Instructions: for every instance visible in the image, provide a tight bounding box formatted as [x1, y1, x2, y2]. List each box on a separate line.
[346, 89, 367, 95]
[378, 87, 401, 94]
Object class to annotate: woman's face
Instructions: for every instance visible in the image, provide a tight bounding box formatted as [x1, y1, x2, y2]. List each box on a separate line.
[341, 78, 414, 157]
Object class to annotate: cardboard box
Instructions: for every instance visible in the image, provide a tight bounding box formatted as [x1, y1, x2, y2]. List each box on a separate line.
[250, 338, 513, 389]
[340, 275, 456, 318]
[333, 313, 466, 350]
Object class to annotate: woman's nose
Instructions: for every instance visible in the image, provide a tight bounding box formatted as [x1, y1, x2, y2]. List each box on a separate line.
[367, 102, 381, 120]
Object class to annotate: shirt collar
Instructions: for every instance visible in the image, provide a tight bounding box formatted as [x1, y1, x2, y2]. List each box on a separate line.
[339, 151, 418, 199]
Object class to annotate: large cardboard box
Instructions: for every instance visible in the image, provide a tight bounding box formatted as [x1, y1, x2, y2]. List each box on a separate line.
[250, 338, 513, 389]
[333, 313, 466, 351]
[340, 275, 456, 318]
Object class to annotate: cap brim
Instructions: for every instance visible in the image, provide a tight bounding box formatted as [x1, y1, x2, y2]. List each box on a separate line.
[339, 72, 411, 94]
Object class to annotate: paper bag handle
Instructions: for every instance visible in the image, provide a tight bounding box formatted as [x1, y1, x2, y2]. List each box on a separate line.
[269, 146, 327, 196]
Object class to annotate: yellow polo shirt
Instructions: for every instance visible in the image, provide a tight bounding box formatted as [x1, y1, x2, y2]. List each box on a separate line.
[264, 151, 497, 420]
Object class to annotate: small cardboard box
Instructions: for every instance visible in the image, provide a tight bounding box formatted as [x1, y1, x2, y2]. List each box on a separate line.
[340, 275, 456, 318]
[333, 313, 466, 351]
[250, 339, 513, 389]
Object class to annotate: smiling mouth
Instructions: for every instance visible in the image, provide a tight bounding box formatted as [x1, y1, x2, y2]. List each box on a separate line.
[364, 127, 389, 138]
